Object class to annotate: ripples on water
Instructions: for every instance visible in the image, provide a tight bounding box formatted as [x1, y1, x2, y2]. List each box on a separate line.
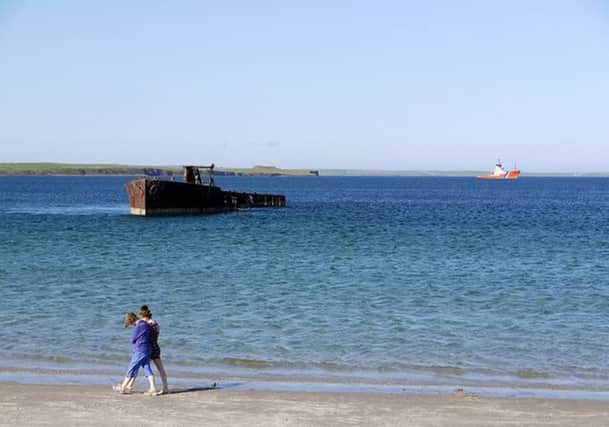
[1, 176, 609, 392]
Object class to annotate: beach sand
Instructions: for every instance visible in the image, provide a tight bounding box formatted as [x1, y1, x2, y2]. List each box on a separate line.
[1, 383, 608, 426]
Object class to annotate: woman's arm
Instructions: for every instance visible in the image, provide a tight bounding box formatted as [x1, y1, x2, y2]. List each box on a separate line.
[131, 321, 147, 344]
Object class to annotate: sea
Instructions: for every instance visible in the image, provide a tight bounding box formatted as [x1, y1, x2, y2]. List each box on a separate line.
[1, 175, 609, 399]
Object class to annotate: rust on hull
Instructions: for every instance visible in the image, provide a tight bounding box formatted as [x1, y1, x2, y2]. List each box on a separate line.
[125, 177, 286, 216]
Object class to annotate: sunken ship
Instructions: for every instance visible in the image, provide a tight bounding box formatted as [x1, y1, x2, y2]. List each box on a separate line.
[124, 164, 286, 216]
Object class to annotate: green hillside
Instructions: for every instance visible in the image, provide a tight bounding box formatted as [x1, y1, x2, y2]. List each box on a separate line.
[1, 163, 606, 177]
[0, 163, 319, 177]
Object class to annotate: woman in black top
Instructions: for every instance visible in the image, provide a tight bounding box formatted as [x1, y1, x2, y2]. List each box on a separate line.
[139, 305, 169, 395]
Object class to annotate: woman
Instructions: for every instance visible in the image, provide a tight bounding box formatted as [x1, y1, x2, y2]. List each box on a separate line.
[139, 305, 169, 395]
[114, 312, 157, 395]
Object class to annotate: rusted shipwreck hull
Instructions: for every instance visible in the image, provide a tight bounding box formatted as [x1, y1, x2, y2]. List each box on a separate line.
[125, 177, 286, 216]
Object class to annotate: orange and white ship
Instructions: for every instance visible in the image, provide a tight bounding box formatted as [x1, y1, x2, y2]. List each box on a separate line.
[477, 159, 520, 180]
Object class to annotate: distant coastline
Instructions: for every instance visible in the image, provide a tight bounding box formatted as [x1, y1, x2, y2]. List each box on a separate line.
[319, 169, 609, 177]
[0, 163, 607, 177]
[0, 163, 319, 177]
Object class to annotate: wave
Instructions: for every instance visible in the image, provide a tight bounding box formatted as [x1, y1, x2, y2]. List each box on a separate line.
[5, 206, 126, 216]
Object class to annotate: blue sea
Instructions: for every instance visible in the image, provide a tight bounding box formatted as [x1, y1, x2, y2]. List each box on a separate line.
[1, 176, 609, 398]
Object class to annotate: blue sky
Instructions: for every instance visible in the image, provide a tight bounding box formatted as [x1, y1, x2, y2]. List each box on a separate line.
[1, 1, 608, 171]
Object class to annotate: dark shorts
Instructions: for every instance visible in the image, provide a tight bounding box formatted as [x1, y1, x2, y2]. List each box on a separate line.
[151, 344, 161, 360]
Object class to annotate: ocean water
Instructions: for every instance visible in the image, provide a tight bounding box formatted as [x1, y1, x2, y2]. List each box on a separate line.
[1, 176, 609, 397]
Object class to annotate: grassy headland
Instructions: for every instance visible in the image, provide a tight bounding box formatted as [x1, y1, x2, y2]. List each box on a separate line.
[0, 163, 606, 177]
[0, 163, 319, 177]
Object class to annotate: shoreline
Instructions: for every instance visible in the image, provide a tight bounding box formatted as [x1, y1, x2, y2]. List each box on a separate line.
[3, 366, 609, 402]
[3, 355, 609, 402]
[2, 382, 609, 426]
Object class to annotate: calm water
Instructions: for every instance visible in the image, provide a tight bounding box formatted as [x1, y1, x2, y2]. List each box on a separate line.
[1, 176, 609, 395]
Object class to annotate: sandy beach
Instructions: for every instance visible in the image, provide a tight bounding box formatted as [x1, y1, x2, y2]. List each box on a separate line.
[1, 383, 608, 426]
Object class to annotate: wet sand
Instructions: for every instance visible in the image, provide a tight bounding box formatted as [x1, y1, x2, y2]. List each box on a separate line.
[1, 382, 608, 426]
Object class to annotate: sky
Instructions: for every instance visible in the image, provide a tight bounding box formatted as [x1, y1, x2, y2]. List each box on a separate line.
[1, 1, 608, 172]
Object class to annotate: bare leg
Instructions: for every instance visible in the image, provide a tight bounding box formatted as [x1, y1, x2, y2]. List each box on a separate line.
[125, 376, 135, 390]
[153, 358, 169, 393]
[146, 375, 157, 394]
[114, 376, 134, 393]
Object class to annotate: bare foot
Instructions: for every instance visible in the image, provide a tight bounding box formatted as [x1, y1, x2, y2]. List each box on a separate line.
[112, 384, 132, 394]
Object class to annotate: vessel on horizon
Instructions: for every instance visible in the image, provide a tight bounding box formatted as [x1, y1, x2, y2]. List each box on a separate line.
[477, 159, 520, 180]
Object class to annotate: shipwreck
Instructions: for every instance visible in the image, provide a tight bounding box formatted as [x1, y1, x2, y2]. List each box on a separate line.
[125, 164, 286, 216]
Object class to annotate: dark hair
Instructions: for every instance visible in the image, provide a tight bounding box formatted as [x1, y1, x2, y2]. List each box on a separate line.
[139, 305, 152, 319]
